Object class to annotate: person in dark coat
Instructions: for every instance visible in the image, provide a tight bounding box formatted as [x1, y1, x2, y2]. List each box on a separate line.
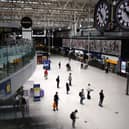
[99, 89, 104, 107]
[66, 82, 70, 94]
[56, 75, 60, 88]
[54, 92, 59, 111]
[105, 66, 109, 73]
[19, 96, 26, 118]
[66, 63, 71, 71]
[58, 62, 61, 69]
[86, 83, 93, 100]
[79, 89, 85, 104]
[68, 73, 72, 86]
[70, 109, 78, 128]
[87, 90, 91, 99]
[80, 62, 83, 69]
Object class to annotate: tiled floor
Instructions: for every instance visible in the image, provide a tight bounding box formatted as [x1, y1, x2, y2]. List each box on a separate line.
[0, 55, 129, 129]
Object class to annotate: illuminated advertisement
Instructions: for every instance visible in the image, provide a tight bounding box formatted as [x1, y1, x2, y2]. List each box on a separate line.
[33, 84, 40, 101]
[121, 61, 126, 73]
[0, 79, 11, 97]
[43, 60, 51, 70]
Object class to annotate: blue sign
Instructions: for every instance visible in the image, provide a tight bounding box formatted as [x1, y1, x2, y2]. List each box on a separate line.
[43, 60, 51, 70]
[0, 79, 11, 97]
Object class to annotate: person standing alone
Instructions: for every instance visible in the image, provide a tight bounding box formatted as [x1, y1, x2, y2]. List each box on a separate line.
[56, 75, 60, 88]
[54, 92, 59, 111]
[79, 89, 85, 104]
[99, 89, 104, 107]
[58, 62, 61, 69]
[44, 69, 48, 79]
[68, 73, 72, 86]
[66, 82, 70, 94]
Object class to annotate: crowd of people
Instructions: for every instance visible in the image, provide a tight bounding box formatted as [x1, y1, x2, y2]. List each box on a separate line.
[43, 58, 105, 128]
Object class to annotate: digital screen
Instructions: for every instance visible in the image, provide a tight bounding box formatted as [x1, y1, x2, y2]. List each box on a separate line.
[62, 39, 121, 56]
[121, 61, 126, 73]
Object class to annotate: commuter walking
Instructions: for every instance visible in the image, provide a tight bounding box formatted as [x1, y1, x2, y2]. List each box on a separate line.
[70, 109, 78, 128]
[56, 75, 60, 88]
[66, 82, 70, 94]
[99, 89, 104, 107]
[58, 61, 61, 69]
[79, 89, 85, 104]
[54, 92, 59, 111]
[68, 73, 72, 86]
[52, 101, 57, 111]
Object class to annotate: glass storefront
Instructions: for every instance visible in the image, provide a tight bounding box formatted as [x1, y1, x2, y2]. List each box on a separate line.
[0, 39, 35, 80]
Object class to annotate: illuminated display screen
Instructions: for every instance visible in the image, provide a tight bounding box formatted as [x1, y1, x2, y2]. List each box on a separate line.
[121, 61, 126, 73]
[63, 39, 121, 56]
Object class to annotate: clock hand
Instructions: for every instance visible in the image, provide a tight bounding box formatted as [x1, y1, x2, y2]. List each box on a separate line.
[123, 8, 129, 17]
[99, 11, 104, 20]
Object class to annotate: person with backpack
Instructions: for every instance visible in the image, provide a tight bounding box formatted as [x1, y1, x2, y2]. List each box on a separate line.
[66, 63, 71, 71]
[79, 89, 85, 104]
[56, 75, 60, 88]
[70, 109, 78, 128]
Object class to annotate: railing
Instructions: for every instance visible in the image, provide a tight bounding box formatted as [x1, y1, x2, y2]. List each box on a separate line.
[0, 39, 35, 80]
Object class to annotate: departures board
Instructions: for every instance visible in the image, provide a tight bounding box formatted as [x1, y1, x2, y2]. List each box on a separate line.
[63, 39, 121, 56]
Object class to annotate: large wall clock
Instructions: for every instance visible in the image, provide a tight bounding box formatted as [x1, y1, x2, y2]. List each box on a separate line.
[115, 0, 129, 30]
[94, 0, 111, 32]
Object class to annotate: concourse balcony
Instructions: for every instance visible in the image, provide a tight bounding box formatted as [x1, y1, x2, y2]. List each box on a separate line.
[0, 38, 36, 101]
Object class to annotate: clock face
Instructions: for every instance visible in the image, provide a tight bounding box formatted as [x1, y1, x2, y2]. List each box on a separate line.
[94, 0, 111, 32]
[116, 0, 129, 30]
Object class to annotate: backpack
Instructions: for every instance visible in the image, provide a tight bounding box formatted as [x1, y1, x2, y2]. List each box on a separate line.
[56, 77, 59, 82]
[70, 112, 74, 119]
[79, 92, 82, 97]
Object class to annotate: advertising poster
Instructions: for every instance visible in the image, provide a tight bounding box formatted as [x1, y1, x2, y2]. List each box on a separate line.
[43, 60, 51, 70]
[33, 84, 40, 101]
[0, 79, 11, 98]
[121, 61, 126, 73]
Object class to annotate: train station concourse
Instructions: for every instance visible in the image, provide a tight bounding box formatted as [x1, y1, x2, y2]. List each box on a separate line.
[0, 0, 129, 129]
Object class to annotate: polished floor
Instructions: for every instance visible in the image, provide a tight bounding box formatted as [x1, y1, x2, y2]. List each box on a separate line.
[0, 55, 129, 129]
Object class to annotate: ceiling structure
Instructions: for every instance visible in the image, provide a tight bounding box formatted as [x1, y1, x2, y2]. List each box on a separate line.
[0, 0, 98, 30]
